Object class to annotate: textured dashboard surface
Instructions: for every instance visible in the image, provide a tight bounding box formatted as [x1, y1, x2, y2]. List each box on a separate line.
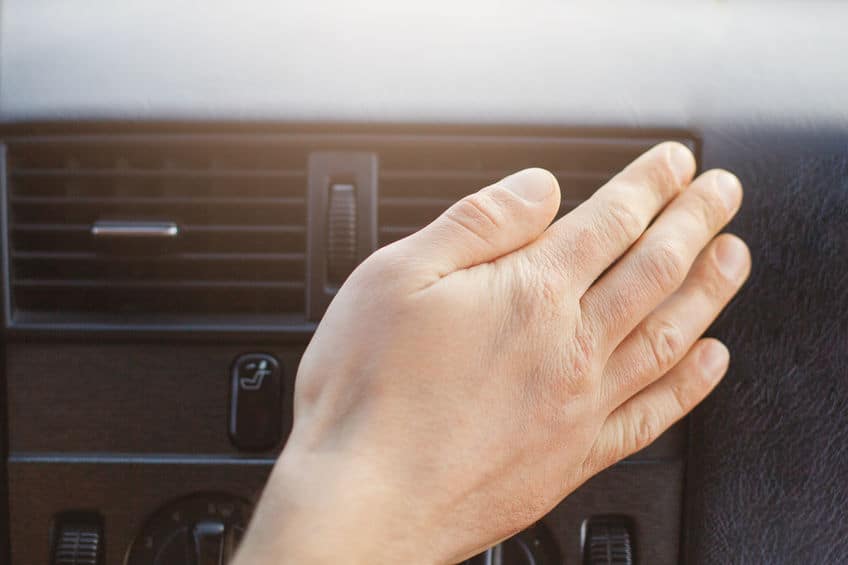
[689, 133, 848, 564]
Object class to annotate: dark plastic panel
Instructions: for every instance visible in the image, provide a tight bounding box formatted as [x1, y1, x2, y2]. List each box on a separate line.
[0, 146, 8, 564]
[7, 458, 682, 565]
[0, 126, 698, 565]
[6, 345, 299, 455]
[8, 124, 845, 564]
[8, 459, 271, 565]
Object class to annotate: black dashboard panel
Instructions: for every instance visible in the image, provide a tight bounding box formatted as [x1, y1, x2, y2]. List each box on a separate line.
[685, 131, 848, 564]
[6, 345, 298, 455]
[0, 128, 693, 564]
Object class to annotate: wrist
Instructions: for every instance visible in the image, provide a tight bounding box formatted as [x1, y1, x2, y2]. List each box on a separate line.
[234, 443, 427, 565]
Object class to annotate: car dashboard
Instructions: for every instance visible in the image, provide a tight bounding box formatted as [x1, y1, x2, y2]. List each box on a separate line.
[1, 2, 847, 564]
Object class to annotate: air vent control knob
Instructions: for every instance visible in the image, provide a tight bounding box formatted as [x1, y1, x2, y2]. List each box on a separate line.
[51, 515, 103, 565]
[584, 518, 634, 565]
[326, 182, 358, 286]
[126, 494, 251, 565]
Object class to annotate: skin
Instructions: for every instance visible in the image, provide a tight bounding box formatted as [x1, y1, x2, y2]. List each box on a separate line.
[232, 142, 751, 564]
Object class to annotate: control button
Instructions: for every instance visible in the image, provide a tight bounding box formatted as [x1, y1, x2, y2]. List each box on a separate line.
[326, 183, 358, 287]
[126, 494, 250, 565]
[229, 353, 282, 451]
[52, 514, 103, 565]
[193, 521, 225, 565]
[584, 517, 634, 565]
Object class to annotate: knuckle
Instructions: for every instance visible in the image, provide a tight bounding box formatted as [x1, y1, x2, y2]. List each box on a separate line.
[642, 239, 688, 293]
[523, 245, 577, 307]
[667, 378, 692, 414]
[566, 330, 597, 383]
[646, 145, 685, 196]
[553, 222, 594, 270]
[535, 266, 569, 308]
[585, 442, 616, 474]
[603, 198, 644, 244]
[537, 338, 598, 409]
[445, 192, 504, 242]
[686, 184, 727, 230]
[504, 266, 566, 347]
[546, 370, 594, 415]
[633, 409, 662, 452]
[573, 316, 598, 372]
[511, 257, 553, 302]
[698, 256, 731, 299]
[644, 319, 685, 372]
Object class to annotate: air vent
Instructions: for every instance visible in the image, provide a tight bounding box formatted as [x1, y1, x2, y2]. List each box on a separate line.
[377, 136, 691, 246]
[0, 131, 695, 332]
[4, 139, 308, 327]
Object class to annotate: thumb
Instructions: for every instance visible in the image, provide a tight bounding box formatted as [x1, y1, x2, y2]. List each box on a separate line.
[394, 168, 561, 277]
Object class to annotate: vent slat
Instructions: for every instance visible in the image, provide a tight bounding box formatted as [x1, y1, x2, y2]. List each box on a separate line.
[378, 196, 457, 208]
[11, 195, 305, 205]
[12, 167, 304, 179]
[14, 279, 303, 290]
[380, 169, 608, 182]
[4, 133, 692, 329]
[6, 140, 308, 323]
[12, 252, 304, 283]
[12, 250, 304, 261]
[12, 223, 306, 234]
[376, 137, 681, 247]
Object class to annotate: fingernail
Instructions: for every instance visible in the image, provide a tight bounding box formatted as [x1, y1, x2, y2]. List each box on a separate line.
[715, 236, 749, 280]
[715, 171, 742, 212]
[669, 143, 695, 184]
[699, 341, 729, 380]
[501, 168, 556, 202]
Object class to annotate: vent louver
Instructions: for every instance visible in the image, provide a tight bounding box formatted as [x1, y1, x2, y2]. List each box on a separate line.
[1, 132, 694, 332]
[377, 136, 684, 246]
[4, 139, 308, 327]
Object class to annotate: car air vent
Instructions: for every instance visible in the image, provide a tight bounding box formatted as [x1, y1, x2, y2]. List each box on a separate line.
[376, 136, 686, 247]
[1, 131, 694, 332]
[3, 139, 308, 328]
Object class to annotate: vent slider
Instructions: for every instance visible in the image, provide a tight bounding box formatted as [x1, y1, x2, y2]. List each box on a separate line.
[326, 183, 357, 287]
[306, 152, 378, 321]
[90, 220, 180, 238]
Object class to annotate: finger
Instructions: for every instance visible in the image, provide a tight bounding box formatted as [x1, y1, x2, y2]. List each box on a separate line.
[582, 168, 743, 349]
[600, 234, 750, 407]
[393, 168, 560, 277]
[584, 338, 729, 473]
[533, 141, 695, 294]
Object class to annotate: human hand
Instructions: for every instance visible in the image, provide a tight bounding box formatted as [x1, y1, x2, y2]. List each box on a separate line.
[234, 142, 750, 564]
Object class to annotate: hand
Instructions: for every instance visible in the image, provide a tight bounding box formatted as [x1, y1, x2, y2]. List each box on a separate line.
[234, 142, 750, 564]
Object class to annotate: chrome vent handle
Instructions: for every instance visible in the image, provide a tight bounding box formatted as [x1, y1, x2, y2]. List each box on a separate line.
[91, 220, 180, 238]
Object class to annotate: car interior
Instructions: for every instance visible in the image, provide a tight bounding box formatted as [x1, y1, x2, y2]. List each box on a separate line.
[0, 2, 846, 564]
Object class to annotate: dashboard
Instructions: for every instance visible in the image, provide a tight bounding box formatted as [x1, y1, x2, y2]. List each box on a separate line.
[1, 2, 847, 564]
